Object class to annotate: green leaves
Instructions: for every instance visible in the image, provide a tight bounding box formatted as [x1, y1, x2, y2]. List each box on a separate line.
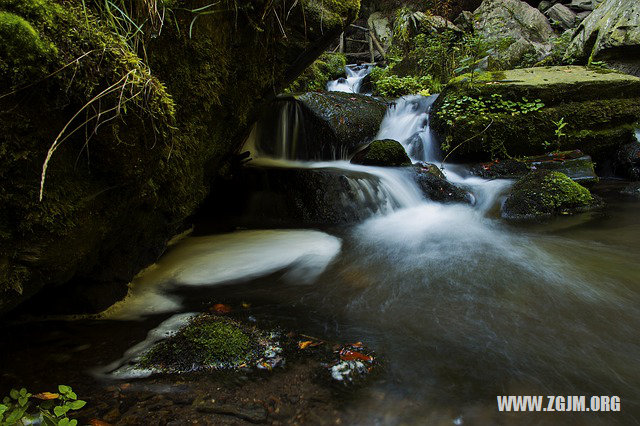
[0, 385, 86, 426]
[437, 94, 545, 124]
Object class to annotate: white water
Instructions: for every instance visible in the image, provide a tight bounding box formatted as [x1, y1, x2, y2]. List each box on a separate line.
[104, 230, 341, 319]
[327, 64, 372, 94]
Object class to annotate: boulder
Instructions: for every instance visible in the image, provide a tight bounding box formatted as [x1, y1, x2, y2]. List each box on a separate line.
[502, 170, 602, 219]
[546, 4, 578, 30]
[249, 93, 387, 161]
[454, 11, 474, 32]
[351, 139, 412, 167]
[568, 0, 604, 12]
[471, 150, 599, 182]
[565, 0, 640, 76]
[614, 139, 640, 180]
[414, 164, 472, 204]
[419, 15, 463, 35]
[368, 12, 393, 51]
[431, 67, 640, 163]
[473, 0, 555, 64]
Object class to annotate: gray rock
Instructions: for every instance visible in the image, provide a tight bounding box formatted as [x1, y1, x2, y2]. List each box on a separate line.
[419, 14, 463, 34]
[538, 1, 553, 13]
[473, 0, 554, 64]
[565, 0, 640, 76]
[546, 4, 578, 30]
[568, 0, 604, 12]
[368, 12, 393, 51]
[621, 182, 640, 198]
[454, 11, 474, 32]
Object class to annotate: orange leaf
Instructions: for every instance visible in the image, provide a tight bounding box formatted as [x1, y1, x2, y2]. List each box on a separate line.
[211, 303, 232, 314]
[33, 392, 59, 400]
[89, 420, 113, 426]
[340, 349, 373, 362]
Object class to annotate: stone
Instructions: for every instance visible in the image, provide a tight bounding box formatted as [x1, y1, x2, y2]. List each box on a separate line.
[419, 14, 463, 34]
[546, 4, 578, 30]
[414, 165, 472, 204]
[473, 0, 555, 64]
[431, 66, 640, 162]
[471, 150, 599, 183]
[502, 170, 602, 219]
[568, 0, 604, 12]
[565, 0, 640, 76]
[614, 139, 640, 180]
[351, 139, 412, 167]
[368, 12, 393, 51]
[453, 11, 474, 32]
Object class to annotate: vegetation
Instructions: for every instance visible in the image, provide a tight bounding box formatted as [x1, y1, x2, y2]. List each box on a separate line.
[287, 53, 347, 93]
[0, 385, 86, 426]
[503, 170, 600, 219]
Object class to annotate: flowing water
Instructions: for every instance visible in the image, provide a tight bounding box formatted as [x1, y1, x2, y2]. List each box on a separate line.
[327, 64, 373, 94]
[2, 91, 640, 425]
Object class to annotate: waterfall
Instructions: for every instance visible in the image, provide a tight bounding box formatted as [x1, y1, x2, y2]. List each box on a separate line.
[327, 64, 372, 94]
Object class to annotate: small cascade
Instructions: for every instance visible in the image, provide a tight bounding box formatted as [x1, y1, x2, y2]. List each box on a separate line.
[327, 64, 372, 94]
[375, 95, 440, 163]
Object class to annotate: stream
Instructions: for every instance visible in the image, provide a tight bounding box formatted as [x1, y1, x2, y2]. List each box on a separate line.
[1, 69, 639, 425]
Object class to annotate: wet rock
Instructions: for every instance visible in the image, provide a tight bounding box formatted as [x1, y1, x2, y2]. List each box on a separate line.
[621, 182, 640, 198]
[233, 165, 390, 227]
[565, 0, 640, 76]
[614, 141, 640, 180]
[502, 170, 603, 219]
[293, 92, 388, 160]
[546, 4, 578, 30]
[473, 0, 554, 64]
[431, 66, 640, 163]
[471, 150, 599, 183]
[414, 165, 472, 204]
[351, 139, 412, 167]
[568, 0, 604, 12]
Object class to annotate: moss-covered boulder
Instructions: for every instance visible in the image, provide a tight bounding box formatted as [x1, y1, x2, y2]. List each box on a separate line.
[564, 0, 640, 76]
[431, 66, 640, 163]
[502, 170, 602, 219]
[351, 139, 412, 166]
[471, 150, 599, 183]
[287, 52, 347, 93]
[0, 0, 360, 314]
[141, 315, 253, 372]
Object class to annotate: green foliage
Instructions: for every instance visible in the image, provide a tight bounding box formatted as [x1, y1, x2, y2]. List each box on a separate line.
[544, 117, 568, 151]
[370, 69, 433, 97]
[437, 94, 545, 127]
[0, 386, 86, 426]
[286, 53, 346, 93]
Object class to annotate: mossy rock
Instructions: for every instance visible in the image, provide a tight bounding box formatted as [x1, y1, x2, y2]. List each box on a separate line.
[431, 66, 640, 163]
[0, 0, 360, 314]
[471, 150, 599, 183]
[413, 164, 472, 204]
[351, 139, 412, 166]
[140, 315, 254, 372]
[502, 170, 602, 220]
[286, 52, 346, 93]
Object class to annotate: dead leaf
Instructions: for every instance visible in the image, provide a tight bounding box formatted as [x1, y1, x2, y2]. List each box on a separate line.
[241, 302, 251, 309]
[89, 420, 112, 426]
[298, 341, 322, 349]
[33, 392, 59, 400]
[211, 303, 232, 314]
[340, 349, 373, 362]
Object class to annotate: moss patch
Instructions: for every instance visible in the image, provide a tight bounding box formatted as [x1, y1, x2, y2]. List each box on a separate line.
[286, 53, 346, 93]
[502, 170, 601, 220]
[141, 315, 253, 371]
[351, 139, 412, 166]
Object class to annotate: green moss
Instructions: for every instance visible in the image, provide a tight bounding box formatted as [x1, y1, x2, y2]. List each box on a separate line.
[351, 139, 412, 166]
[140, 315, 252, 371]
[286, 52, 346, 93]
[503, 170, 600, 219]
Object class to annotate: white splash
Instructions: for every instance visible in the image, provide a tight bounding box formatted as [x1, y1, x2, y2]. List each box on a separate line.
[103, 230, 342, 319]
[327, 64, 372, 94]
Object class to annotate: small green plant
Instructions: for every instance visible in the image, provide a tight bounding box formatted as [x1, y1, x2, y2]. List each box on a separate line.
[0, 385, 86, 426]
[542, 117, 568, 151]
[437, 94, 545, 126]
